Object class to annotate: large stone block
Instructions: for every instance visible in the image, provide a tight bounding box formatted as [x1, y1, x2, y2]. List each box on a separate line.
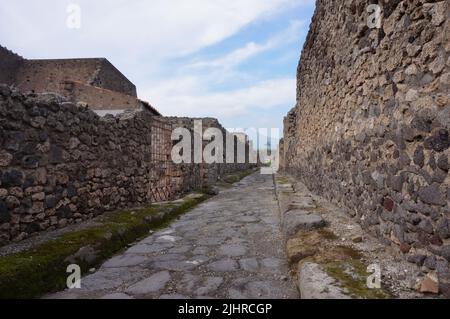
[282, 210, 325, 237]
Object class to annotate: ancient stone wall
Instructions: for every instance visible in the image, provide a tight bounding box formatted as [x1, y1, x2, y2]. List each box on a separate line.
[0, 86, 252, 244]
[166, 117, 252, 185]
[282, 0, 449, 271]
[0, 46, 24, 86]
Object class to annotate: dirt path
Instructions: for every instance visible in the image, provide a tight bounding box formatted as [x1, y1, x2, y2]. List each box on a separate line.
[48, 173, 298, 299]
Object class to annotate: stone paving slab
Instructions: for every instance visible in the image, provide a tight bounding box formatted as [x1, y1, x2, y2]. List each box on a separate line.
[298, 262, 351, 299]
[47, 173, 298, 299]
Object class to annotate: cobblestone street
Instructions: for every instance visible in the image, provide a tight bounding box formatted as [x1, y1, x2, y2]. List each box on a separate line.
[49, 173, 298, 299]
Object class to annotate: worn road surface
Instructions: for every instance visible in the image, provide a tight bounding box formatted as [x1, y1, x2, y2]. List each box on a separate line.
[48, 173, 298, 299]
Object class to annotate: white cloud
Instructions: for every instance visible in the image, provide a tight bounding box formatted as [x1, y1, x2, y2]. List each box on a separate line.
[188, 42, 268, 70]
[0, 0, 306, 61]
[186, 19, 306, 70]
[142, 77, 296, 119]
[138, 19, 304, 126]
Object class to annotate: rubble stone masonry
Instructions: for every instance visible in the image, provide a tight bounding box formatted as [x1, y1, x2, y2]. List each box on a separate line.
[0, 86, 253, 244]
[281, 0, 450, 271]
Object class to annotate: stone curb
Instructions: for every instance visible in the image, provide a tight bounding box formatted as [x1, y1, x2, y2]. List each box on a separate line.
[282, 210, 326, 237]
[274, 174, 355, 299]
[298, 262, 351, 299]
[274, 177, 325, 239]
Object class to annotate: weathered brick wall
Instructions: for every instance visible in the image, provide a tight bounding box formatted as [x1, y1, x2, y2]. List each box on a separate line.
[14, 59, 100, 94]
[0, 46, 24, 86]
[13, 58, 137, 98]
[93, 59, 137, 97]
[63, 81, 142, 111]
[282, 0, 449, 273]
[0, 86, 252, 244]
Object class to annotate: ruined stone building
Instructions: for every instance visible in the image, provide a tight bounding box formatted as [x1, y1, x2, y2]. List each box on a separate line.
[280, 0, 449, 284]
[0, 45, 159, 115]
[0, 45, 254, 244]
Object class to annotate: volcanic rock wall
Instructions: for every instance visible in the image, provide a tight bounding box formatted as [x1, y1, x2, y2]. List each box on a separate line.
[281, 0, 449, 275]
[0, 86, 253, 244]
[167, 117, 252, 185]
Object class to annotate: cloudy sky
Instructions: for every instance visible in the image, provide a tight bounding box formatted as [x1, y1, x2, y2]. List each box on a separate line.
[0, 0, 315, 137]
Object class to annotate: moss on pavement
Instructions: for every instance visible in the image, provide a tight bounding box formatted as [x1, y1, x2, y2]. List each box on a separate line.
[0, 194, 211, 299]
